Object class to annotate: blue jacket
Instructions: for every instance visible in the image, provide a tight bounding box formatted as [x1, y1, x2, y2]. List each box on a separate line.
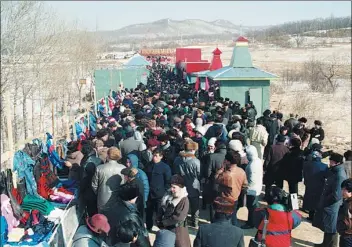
[303, 157, 328, 211]
[13, 151, 39, 197]
[127, 154, 149, 205]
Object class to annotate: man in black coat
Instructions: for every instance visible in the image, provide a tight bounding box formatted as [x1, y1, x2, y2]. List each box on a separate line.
[102, 182, 150, 246]
[310, 120, 325, 143]
[202, 142, 227, 221]
[246, 101, 257, 123]
[194, 196, 245, 247]
[278, 138, 305, 194]
[263, 134, 289, 200]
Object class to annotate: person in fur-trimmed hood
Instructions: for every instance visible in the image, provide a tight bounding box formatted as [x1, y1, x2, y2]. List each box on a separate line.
[156, 175, 191, 247]
[173, 140, 201, 228]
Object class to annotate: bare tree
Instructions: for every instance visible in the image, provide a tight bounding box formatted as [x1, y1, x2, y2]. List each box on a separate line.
[293, 34, 306, 48]
[319, 55, 341, 93]
[67, 22, 98, 110]
[302, 57, 326, 92]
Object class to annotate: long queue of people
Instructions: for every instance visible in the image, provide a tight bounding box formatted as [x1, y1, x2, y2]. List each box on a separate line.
[65, 61, 351, 247]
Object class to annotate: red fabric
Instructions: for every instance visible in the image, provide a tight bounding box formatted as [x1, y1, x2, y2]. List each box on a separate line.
[11, 188, 23, 205]
[37, 175, 54, 199]
[20, 212, 30, 225]
[185, 124, 195, 138]
[77, 140, 82, 151]
[257, 208, 294, 247]
[195, 77, 200, 92]
[205, 77, 210, 91]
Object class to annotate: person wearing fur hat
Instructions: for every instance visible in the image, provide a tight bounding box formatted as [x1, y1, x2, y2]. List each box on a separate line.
[156, 174, 191, 247]
[193, 196, 245, 247]
[174, 140, 201, 228]
[313, 152, 347, 247]
[72, 214, 110, 247]
[310, 120, 325, 143]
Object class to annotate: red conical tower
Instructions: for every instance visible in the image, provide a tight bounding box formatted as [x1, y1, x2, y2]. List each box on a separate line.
[209, 47, 223, 71]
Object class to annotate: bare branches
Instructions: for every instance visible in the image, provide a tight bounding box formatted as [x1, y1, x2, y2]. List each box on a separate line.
[302, 55, 341, 93]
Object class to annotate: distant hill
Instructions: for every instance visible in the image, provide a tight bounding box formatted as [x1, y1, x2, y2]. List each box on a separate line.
[95, 18, 266, 42]
[247, 16, 351, 39]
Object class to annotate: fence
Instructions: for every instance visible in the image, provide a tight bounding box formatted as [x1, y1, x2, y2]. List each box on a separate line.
[0, 92, 93, 170]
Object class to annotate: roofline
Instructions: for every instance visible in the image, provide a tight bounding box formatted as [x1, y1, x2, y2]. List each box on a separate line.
[211, 77, 278, 81]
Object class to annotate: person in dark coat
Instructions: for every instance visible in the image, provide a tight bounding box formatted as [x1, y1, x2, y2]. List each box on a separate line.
[284, 113, 299, 134]
[145, 149, 172, 231]
[173, 141, 201, 228]
[156, 175, 191, 247]
[102, 182, 150, 246]
[310, 120, 325, 143]
[278, 138, 304, 194]
[246, 102, 257, 123]
[193, 196, 245, 247]
[80, 144, 103, 217]
[263, 134, 289, 198]
[202, 142, 227, 219]
[302, 148, 328, 222]
[313, 152, 347, 247]
[337, 178, 352, 247]
[121, 167, 145, 219]
[97, 129, 116, 148]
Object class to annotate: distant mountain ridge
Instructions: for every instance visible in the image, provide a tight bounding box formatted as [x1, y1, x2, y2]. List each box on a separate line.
[95, 18, 267, 42]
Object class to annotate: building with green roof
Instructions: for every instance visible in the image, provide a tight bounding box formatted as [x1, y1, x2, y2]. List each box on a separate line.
[207, 36, 278, 115]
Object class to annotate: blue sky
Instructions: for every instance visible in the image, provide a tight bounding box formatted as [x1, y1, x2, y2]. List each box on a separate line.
[48, 1, 351, 31]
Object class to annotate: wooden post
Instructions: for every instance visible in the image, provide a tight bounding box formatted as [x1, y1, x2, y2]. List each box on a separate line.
[86, 103, 90, 132]
[5, 92, 14, 169]
[64, 97, 70, 140]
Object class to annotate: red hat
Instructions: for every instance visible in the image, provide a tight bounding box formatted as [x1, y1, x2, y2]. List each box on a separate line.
[147, 138, 160, 147]
[86, 214, 110, 234]
[152, 130, 163, 136]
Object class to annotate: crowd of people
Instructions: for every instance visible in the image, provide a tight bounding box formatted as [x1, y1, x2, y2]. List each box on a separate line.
[66, 60, 352, 247]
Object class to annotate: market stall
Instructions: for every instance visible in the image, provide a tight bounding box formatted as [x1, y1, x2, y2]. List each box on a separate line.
[1, 110, 97, 246]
